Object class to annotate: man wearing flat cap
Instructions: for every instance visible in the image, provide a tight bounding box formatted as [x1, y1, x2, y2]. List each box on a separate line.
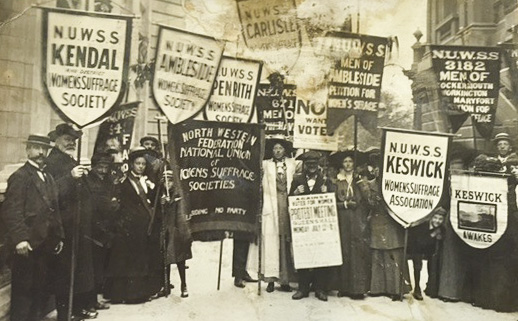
[493, 133, 517, 171]
[289, 150, 332, 302]
[139, 135, 163, 184]
[45, 123, 97, 320]
[1, 134, 64, 321]
[84, 152, 120, 309]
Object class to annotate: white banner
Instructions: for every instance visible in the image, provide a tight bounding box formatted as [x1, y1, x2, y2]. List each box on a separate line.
[450, 173, 508, 249]
[293, 100, 338, 151]
[204, 57, 262, 123]
[288, 193, 342, 269]
[42, 8, 131, 127]
[381, 129, 450, 226]
[152, 26, 224, 124]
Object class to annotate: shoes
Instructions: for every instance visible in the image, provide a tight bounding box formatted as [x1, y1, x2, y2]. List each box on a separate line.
[150, 289, 168, 300]
[391, 294, 403, 301]
[234, 277, 245, 288]
[279, 284, 292, 292]
[315, 291, 328, 302]
[71, 316, 86, 321]
[181, 285, 189, 298]
[350, 294, 365, 300]
[266, 282, 275, 293]
[94, 301, 110, 310]
[412, 290, 423, 301]
[75, 309, 98, 319]
[242, 273, 258, 283]
[292, 291, 309, 300]
[337, 291, 345, 298]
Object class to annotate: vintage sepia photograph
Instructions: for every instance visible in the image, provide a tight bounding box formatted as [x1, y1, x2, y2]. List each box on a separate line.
[1, 0, 518, 320]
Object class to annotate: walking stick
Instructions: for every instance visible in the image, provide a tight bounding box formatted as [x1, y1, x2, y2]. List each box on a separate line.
[217, 239, 224, 290]
[400, 227, 409, 301]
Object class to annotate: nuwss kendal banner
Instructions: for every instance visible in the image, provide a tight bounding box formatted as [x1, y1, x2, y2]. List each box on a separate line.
[381, 129, 450, 226]
[450, 172, 508, 249]
[153, 26, 224, 124]
[430, 45, 501, 138]
[42, 8, 132, 127]
[289, 193, 342, 269]
[169, 120, 261, 239]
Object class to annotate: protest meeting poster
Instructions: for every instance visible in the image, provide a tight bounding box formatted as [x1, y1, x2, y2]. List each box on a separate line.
[450, 172, 508, 249]
[288, 193, 342, 269]
[153, 26, 224, 124]
[203, 56, 262, 123]
[430, 45, 501, 138]
[42, 8, 132, 127]
[381, 128, 450, 226]
[169, 120, 261, 239]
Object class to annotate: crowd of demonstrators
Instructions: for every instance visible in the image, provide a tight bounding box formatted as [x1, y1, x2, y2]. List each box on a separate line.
[3, 125, 518, 320]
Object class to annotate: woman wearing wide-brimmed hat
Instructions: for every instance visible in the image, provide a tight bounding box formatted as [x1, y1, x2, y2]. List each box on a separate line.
[328, 150, 371, 299]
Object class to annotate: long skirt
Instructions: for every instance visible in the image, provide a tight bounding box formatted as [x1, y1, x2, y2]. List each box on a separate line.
[370, 248, 411, 296]
[105, 272, 162, 303]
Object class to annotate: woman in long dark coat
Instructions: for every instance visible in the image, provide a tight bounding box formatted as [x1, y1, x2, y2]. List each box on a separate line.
[161, 170, 192, 298]
[331, 153, 370, 299]
[105, 148, 162, 303]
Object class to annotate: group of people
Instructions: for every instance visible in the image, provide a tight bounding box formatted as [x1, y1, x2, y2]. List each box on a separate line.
[246, 133, 518, 313]
[2, 124, 192, 321]
[3, 124, 518, 321]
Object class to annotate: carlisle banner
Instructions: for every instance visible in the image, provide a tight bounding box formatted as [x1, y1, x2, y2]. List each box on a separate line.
[236, 0, 301, 51]
[42, 8, 132, 127]
[153, 26, 224, 124]
[381, 128, 450, 226]
[323, 32, 388, 134]
[288, 193, 342, 269]
[169, 120, 261, 239]
[256, 83, 296, 138]
[430, 45, 501, 138]
[204, 56, 262, 123]
[450, 172, 508, 249]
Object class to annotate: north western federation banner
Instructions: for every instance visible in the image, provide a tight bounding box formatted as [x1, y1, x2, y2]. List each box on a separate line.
[42, 8, 132, 127]
[450, 172, 508, 249]
[288, 193, 342, 269]
[381, 129, 450, 226]
[204, 56, 262, 123]
[169, 120, 261, 239]
[323, 32, 387, 134]
[430, 45, 501, 138]
[256, 84, 296, 138]
[153, 26, 224, 124]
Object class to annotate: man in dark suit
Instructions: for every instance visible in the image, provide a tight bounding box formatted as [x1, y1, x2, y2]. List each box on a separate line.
[289, 150, 331, 302]
[45, 123, 97, 320]
[1, 134, 64, 321]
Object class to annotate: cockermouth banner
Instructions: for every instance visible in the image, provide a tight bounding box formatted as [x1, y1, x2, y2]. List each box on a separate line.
[153, 26, 224, 124]
[169, 120, 261, 240]
[450, 172, 508, 249]
[381, 128, 451, 227]
[430, 45, 501, 138]
[41, 8, 132, 127]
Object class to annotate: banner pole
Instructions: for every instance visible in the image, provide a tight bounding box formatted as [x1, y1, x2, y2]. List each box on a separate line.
[217, 239, 224, 290]
[400, 227, 408, 301]
[472, 122, 478, 152]
[354, 115, 358, 164]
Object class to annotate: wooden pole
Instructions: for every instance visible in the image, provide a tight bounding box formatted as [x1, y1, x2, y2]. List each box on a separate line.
[257, 214, 262, 296]
[400, 227, 409, 301]
[217, 239, 224, 290]
[354, 115, 359, 165]
[472, 122, 478, 152]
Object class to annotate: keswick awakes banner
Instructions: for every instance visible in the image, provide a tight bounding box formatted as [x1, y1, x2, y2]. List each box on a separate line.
[450, 172, 508, 249]
[153, 26, 224, 124]
[288, 193, 342, 269]
[236, 0, 301, 50]
[323, 32, 388, 134]
[381, 129, 450, 226]
[430, 45, 501, 138]
[42, 8, 132, 127]
[169, 120, 261, 239]
[256, 84, 296, 138]
[94, 101, 139, 171]
[204, 56, 262, 123]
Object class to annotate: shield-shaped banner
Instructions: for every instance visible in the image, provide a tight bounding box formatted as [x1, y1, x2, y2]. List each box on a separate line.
[450, 172, 508, 249]
[42, 8, 132, 128]
[381, 128, 450, 226]
[152, 25, 224, 124]
[203, 56, 262, 123]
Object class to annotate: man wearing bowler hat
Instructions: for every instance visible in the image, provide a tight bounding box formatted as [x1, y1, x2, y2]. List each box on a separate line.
[289, 150, 332, 301]
[45, 123, 97, 320]
[2, 134, 64, 321]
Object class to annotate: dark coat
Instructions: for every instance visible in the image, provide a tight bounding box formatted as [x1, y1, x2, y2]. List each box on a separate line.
[106, 176, 161, 277]
[162, 194, 192, 264]
[1, 162, 64, 251]
[45, 147, 95, 294]
[289, 172, 329, 196]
